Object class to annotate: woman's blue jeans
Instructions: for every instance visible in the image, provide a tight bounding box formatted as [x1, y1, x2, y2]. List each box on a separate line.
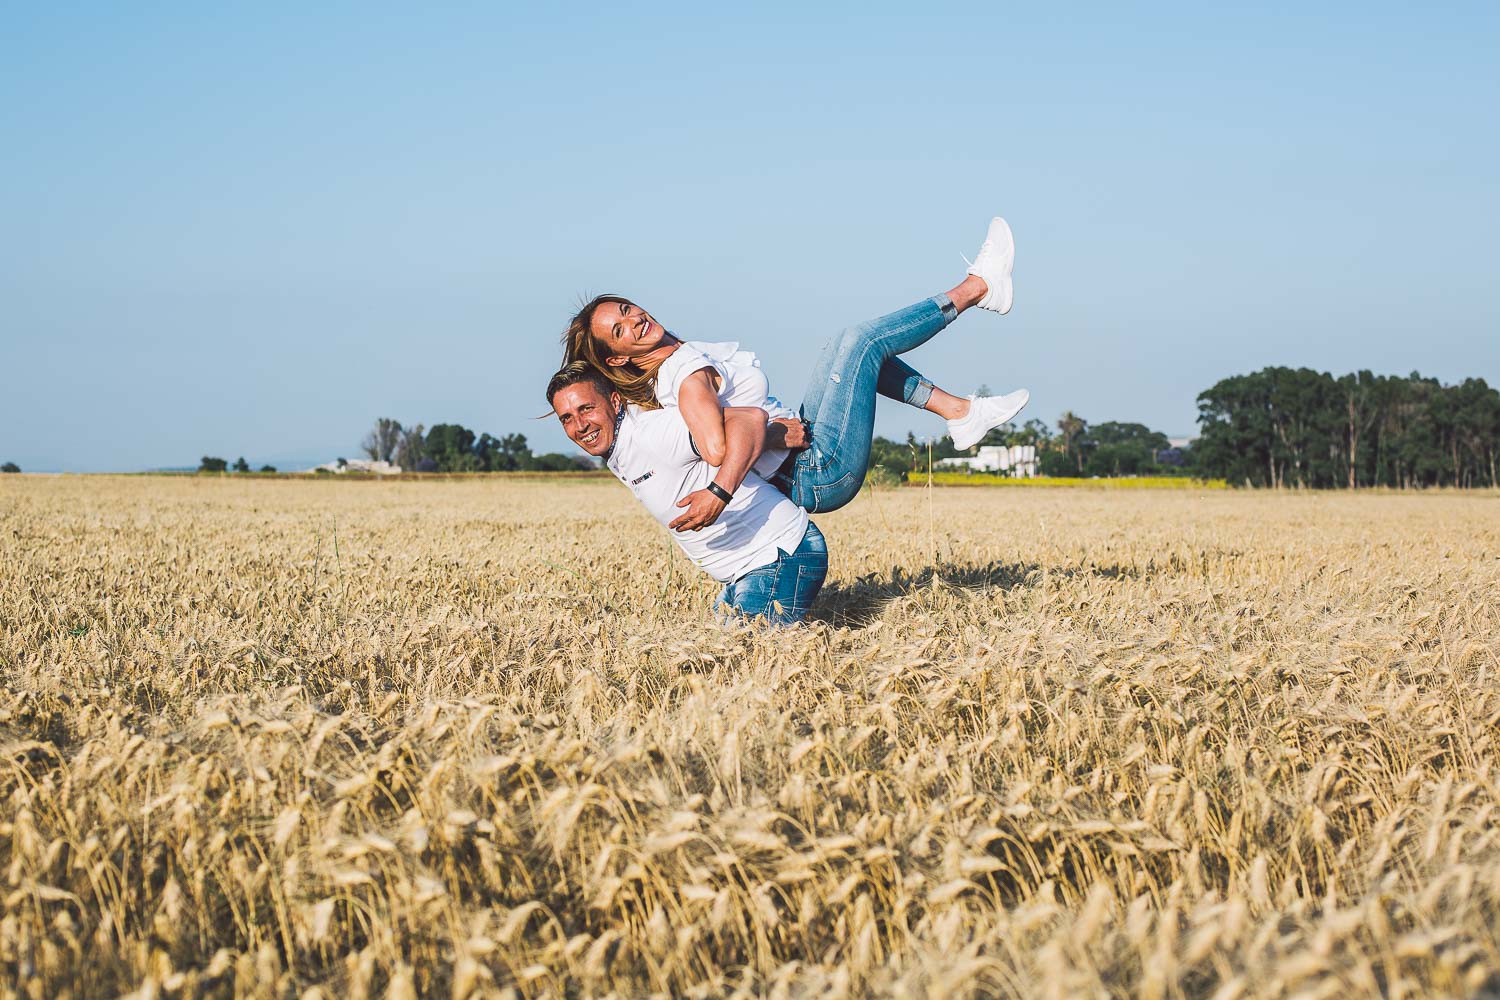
[716, 522, 828, 626]
[786, 296, 954, 513]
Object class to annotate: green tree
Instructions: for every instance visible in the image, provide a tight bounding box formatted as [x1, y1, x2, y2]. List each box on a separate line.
[1019, 418, 1053, 448]
[1338, 370, 1381, 488]
[1401, 374, 1447, 487]
[1464, 378, 1500, 487]
[198, 456, 227, 473]
[1444, 377, 1500, 487]
[1038, 449, 1077, 477]
[361, 418, 403, 463]
[1264, 367, 1340, 488]
[1082, 422, 1170, 477]
[395, 424, 427, 471]
[258, 464, 277, 473]
[866, 436, 916, 481]
[1, 462, 19, 473]
[473, 432, 500, 471]
[424, 424, 476, 471]
[499, 434, 535, 471]
[530, 453, 590, 471]
[232, 456, 250, 473]
[1056, 412, 1088, 473]
[1196, 372, 1275, 486]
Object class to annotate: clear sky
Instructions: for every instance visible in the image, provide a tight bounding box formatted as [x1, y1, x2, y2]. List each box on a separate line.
[4, 2, 1497, 472]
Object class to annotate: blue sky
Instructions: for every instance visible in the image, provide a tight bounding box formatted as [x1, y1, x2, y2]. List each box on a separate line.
[3, 2, 1497, 471]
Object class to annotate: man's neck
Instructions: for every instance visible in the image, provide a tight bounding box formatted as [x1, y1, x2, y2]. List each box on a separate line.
[602, 404, 628, 464]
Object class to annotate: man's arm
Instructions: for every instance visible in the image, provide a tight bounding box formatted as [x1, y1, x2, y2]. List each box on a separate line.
[670, 406, 767, 532]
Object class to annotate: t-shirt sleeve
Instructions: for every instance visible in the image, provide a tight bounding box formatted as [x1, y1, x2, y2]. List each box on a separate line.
[655, 344, 719, 407]
[638, 407, 701, 468]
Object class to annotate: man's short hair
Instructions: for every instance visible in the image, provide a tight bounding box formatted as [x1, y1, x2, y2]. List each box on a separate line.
[546, 362, 617, 407]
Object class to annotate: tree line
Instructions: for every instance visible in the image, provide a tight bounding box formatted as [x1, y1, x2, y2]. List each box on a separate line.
[1195, 368, 1500, 489]
[187, 369, 1500, 487]
[360, 418, 591, 473]
[198, 457, 275, 473]
[867, 369, 1500, 489]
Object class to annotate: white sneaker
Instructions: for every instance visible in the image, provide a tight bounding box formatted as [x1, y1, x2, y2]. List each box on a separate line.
[947, 388, 1029, 450]
[966, 217, 1015, 314]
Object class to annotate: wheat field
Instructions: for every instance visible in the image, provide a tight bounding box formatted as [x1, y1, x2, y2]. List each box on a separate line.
[2, 476, 1498, 999]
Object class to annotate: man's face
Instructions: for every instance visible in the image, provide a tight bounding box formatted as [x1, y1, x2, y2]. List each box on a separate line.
[552, 381, 621, 457]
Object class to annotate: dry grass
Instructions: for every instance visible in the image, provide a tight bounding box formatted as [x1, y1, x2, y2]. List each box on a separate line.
[2, 476, 1498, 999]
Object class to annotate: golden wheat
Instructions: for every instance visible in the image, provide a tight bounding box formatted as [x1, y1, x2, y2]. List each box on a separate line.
[2, 476, 1498, 999]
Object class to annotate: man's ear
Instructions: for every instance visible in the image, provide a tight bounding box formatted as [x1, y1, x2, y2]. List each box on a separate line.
[609, 391, 623, 411]
[604, 355, 629, 368]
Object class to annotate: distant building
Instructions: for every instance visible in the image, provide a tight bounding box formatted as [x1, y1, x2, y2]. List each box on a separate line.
[306, 459, 402, 475]
[936, 444, 1038, 477]
[1155, 437, 1196, 468]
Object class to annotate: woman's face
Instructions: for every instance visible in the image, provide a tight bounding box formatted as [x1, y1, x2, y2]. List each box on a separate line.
[589, 300, 669, 366]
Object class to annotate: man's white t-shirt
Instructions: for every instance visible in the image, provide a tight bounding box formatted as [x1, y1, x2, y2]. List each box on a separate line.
[654, 341, 796, 480]
[606, 404, 810, 584]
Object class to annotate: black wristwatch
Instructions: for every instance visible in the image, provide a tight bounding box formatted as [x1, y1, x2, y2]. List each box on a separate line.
[705, 482, 734, 503]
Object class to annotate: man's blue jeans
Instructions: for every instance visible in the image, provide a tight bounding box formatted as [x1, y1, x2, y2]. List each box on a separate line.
[785, 296, 954, 513]
[716, 522, 828, 626]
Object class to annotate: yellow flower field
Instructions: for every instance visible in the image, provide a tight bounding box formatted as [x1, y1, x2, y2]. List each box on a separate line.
[2, 476, 1497, 998]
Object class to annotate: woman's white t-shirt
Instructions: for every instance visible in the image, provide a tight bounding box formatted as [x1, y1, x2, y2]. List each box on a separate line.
[654, 340, 796, 480]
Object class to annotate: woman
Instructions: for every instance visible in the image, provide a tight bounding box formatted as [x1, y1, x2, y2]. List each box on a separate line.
[563, 217, 1030, 514]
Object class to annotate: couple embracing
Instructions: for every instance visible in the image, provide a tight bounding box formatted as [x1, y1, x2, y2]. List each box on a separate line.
[546, 217, 1029, 626]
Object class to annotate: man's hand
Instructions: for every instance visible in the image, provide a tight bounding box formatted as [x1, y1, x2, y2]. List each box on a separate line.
[670, 488, 727, 531]
[767, 417, 810, 451]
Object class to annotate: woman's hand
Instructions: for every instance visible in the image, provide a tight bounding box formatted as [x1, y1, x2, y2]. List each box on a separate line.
[670, 489, 728, 531]
[767, 417, 810, 451]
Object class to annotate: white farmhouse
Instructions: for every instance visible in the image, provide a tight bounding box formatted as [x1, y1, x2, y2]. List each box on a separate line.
[936, 444, 1038, 478]
[306, 459, 402, 475]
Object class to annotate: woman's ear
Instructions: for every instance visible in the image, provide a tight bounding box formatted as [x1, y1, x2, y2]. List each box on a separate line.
[605, 355, 629, 368]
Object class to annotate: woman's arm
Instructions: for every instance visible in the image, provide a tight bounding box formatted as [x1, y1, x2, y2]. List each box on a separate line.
[670, 406, 767, 532]
[678, 367, 728, 466]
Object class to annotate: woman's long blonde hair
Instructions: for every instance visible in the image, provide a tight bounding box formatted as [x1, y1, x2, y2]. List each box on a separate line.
[562, 294, 662, 410]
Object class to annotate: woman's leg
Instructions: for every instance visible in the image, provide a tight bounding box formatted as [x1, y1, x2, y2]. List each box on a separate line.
[797, 281, 971, 422]
[875, 357, 980, 421]
[789, 277, 988, 513]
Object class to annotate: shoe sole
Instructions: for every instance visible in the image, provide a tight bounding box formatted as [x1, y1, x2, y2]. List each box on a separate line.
[991, 279, 1014, 315]
[989, 217, 1015, 271]
[994, 388, 1028, 424]
[980, 217, 1015, 314]
[950, 389, 1030, 450]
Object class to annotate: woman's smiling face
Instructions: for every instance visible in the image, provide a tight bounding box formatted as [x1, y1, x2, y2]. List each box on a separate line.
[589, 300, 669, 366]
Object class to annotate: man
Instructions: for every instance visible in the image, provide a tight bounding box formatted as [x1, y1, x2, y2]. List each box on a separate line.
[546, 363, 827, 625]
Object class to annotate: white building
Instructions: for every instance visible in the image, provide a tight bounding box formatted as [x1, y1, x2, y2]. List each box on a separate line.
[307, 459, 402, 475]
[936, 444, 1038, 477]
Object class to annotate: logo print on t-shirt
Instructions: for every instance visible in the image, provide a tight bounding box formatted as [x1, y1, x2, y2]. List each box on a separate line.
[631, 471, 654, 486]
